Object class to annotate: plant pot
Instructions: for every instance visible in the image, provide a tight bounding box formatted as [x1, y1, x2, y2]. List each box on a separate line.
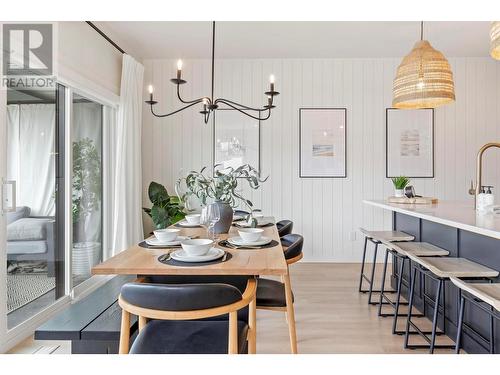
[72, 241, 101, 277]
[394, 189, 405, 198]
[213, 200, 233, 234]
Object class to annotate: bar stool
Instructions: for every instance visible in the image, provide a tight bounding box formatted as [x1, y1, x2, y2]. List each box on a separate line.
[451, 277, 500, 354]
[378, 240, 449, 335]
[358, 229, 415, 304]
[404, 254, 499, 353]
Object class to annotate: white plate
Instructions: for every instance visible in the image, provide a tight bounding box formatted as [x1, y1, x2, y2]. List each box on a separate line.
[177, 220, 201, 227]
[145, 236, 189, 247]
[236, 219, 273, 228]
[170, 247, 225, 263]
[228, 236, 273, 246]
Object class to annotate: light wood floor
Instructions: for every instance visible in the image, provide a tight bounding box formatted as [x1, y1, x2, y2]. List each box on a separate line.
[8, 263, 456, 354]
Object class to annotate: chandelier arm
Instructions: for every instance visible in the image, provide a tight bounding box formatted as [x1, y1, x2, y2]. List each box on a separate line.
[149, 100, 202, 118]
[203, 111, 211, 124]
[219, 100, 271, 121]
[176, 84, 210, 105]
[215, 98, 269, 112]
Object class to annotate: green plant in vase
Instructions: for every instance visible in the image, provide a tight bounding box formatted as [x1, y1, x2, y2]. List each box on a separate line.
[391, 176, 410, 198]
[177, 164, 268, 233]
[72, 138, 101, 243]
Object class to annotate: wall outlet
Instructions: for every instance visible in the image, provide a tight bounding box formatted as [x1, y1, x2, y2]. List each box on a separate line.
[349, 231, 357, 241]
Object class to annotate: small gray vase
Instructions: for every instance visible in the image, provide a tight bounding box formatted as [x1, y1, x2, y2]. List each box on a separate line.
[213, 200, 233, 234]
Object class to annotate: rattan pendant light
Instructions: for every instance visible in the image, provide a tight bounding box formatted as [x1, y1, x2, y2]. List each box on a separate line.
[490, 21, 500, 60]
[392, 21, 455, 109]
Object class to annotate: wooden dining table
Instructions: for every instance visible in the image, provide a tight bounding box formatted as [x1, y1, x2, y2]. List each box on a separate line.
[92, 218, 292, 354]
[92, 218, 288, 277]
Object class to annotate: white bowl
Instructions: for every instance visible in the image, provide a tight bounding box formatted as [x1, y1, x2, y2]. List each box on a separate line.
[181, 238, 214, 256]
[154, 228, 180, 242]
[238, 228, 264, 243]
[185, 214, 201, 224]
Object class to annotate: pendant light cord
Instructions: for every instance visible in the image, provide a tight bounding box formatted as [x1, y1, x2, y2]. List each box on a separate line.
[211, 21, 216, 102]
[420, 21, 424, 41]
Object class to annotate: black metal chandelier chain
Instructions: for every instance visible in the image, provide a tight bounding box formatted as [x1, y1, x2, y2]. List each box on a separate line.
[145, 21, 279, 124]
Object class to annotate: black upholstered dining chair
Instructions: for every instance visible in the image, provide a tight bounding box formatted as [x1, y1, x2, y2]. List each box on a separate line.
[118, 277, 257, 354]
[276, 220, 293, 237]
[256, 233, 303, 354]
[233, 210, 250, 217]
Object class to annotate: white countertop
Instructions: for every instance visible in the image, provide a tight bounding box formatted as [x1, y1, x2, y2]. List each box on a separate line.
[364, 200, 500, 240]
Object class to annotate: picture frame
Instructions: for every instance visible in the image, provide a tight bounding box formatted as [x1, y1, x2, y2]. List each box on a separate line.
[386, 108, 434, 178]
[212, 108, 261, 174]
[299, 108, 347, 178]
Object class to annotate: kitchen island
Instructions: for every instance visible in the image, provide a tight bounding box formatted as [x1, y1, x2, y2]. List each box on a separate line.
[364, 200, 500, 354]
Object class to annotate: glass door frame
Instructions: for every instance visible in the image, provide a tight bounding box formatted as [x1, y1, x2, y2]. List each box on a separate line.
[0, 81, 117, 352]
[0, 83, 71, 352]
[66, 86, 112, 298]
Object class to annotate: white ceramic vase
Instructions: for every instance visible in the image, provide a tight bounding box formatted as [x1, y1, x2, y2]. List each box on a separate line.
[394, 189, 404, 198]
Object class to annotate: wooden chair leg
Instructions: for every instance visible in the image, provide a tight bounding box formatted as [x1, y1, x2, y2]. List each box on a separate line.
[119, 310, 130, 354]
[138, 316, 147, 332]
[283, 272, 298, 354]
[248, 295, 257, 354]
[228, 311, 238, 354]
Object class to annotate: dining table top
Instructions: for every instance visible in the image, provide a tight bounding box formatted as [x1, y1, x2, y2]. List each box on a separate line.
[92, 218, 288, 276]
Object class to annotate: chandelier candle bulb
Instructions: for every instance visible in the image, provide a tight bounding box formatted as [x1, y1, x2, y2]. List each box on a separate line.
[269, 74, 275, 92]
[177, 59, 183, 79]
[148, 85, 154, 101]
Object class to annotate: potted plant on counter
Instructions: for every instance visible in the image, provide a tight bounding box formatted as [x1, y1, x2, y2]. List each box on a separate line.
[177, 164, 267, 233]
[143, 181, 185, 229]
[391, 176, 410, 198]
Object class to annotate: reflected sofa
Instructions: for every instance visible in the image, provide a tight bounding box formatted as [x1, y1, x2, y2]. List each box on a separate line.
[6, 206, 55, 277]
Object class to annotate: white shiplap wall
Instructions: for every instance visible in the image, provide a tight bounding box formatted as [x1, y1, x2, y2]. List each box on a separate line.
[142, 58, 500, 262]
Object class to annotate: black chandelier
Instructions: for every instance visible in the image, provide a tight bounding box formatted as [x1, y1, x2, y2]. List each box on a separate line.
[145, 21, 279, 124]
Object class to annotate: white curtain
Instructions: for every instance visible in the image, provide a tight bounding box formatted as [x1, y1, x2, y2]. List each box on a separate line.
[111, 54, 144, 254]
[7, 104, 56, 217]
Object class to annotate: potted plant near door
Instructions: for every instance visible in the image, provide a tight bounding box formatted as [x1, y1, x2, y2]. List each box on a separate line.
[391, 176, 410, 198]
[72, 138, 101, 276]
[177, 164, 267, 234]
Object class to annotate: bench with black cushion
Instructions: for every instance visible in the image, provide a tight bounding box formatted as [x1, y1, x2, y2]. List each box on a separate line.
[35, 275, 137, 354]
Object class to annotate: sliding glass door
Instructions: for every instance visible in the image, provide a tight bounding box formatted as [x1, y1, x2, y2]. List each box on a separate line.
[1, 82, 114, 352]
[3, 85, 66, 330]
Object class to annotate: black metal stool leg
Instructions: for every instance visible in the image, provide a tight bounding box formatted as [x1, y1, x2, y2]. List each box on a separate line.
[404, 266, 417, 349]
[392, 257, 406, 334]
[367, 242, 379, 305]
[429, 279, 443, 354]
[358, 237, 368, 292]
[455, 294, 465, 354]
[377, 248, 390, 316]
[490, 306, 495, 354]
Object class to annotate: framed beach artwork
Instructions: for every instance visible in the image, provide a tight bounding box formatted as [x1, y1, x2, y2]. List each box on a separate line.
[386, 108, 434, 178]
[213, 108, 260, 173]
[299, 108, 347, 178]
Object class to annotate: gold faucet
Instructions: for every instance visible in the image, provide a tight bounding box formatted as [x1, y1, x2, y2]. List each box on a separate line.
[470, 142, 500, 209]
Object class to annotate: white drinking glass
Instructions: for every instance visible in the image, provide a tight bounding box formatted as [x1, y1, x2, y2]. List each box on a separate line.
[207, 203, 221, 241]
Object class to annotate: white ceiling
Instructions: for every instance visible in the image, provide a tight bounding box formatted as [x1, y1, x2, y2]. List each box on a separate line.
[94, 21, 492, 60]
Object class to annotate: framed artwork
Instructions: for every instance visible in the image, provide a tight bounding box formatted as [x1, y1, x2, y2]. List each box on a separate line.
[299, 108, 347, 178]
[386, 108, 434, 178]
[213, 109, 260, 173]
